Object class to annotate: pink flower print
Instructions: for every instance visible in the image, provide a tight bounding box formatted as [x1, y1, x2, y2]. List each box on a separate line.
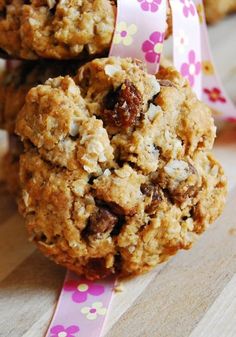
[138, 0, 162, 12]
[180, 50, 201, 87]
[203, 88, 226, 103]
[226, 117, 236, 123]
[180, 0, 195, 17]
[81, 302, 107, 320]
[64, 279, 104, 303]
[50, 325, 80, 337]
[142, 31, 164, 64]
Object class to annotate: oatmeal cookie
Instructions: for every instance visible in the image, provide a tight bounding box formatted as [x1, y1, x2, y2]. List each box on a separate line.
[0, 0, 172, 60]
[204, 0, 236, 24]
[0, 60, 81, 133]
[16, 57, 227, 279]
[0, 0, 116, 59]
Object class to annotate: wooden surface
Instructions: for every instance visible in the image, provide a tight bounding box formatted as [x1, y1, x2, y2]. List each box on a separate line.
[0, 15, 236, 337]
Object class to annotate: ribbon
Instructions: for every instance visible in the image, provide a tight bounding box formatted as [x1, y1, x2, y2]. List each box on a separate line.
[170, 0, 236, 119]
[196, 0, 236, 121]
[109, 0, 167, 74]
[170, 0, 202, 99]
[45, 271, 114, 337]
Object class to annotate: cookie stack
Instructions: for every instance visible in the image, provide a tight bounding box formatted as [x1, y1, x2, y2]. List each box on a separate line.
[0, 1, 227, 279]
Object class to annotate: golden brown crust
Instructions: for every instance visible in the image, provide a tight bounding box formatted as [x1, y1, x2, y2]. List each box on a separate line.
[0, 61, 81, 133]
[0, 0, 174, 60]
[0, 0, 116, 59]
[16, 57, 227, 279]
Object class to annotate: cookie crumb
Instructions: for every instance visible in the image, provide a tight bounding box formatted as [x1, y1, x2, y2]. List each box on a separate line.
[228, 228, 236, 236]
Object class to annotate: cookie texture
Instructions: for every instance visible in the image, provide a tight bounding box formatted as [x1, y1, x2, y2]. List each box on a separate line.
[0, 0, 116, 59]
[16, 57, 227, 279]
[204, 0, 236, 23]
[0, 61, 81, 133]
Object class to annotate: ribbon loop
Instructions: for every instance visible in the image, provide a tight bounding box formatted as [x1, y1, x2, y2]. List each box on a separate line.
[195, 0, 236, 120]
[109, 0, 167, 74]
[170, 0, 202, 99]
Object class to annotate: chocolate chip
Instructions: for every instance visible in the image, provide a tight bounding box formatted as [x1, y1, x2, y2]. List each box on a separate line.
[141, 183, 162, 214]
[103, 79, 143, 129]
[87, 207, 118, 236]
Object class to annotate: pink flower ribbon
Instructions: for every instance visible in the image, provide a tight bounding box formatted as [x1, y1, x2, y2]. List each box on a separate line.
[170, 0, 236, 119]
[195, 0, 236, 120]
[109, 0, 167, 74]
[170, 0, 202, 99]
[45, 271, 114, 337]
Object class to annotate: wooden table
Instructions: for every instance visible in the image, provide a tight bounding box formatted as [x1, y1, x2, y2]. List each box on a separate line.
[0, 15, 236, 337]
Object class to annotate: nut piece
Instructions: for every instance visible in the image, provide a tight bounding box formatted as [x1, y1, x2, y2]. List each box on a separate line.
[87, 207, 118, 236]
[103, 80, 143, 129]
[141, 183, 162, 214]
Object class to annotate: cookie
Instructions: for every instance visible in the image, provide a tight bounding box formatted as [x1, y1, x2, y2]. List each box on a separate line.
[204, 0, 236, 24]
[0, 60, 81, 133]
[16, 57, 227, 280]
[0, 0, 172, 60]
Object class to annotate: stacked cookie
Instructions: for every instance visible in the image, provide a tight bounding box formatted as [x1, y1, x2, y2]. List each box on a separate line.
[0, 61, 82, 193]
[0, 1, 227, 279]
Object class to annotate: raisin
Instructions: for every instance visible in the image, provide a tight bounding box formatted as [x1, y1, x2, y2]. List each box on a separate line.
[168, 164, 199, 204]
[141, 183, 162, 214]
[170, 185, 198, 204]
[103, 79, 143, 129]
[87, 207, 118, 236]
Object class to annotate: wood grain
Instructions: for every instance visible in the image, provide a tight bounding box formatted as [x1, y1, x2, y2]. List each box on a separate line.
[0, 251, 65, 337]
[105, 188, 236, 337]
[189, 274, 236, 337]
